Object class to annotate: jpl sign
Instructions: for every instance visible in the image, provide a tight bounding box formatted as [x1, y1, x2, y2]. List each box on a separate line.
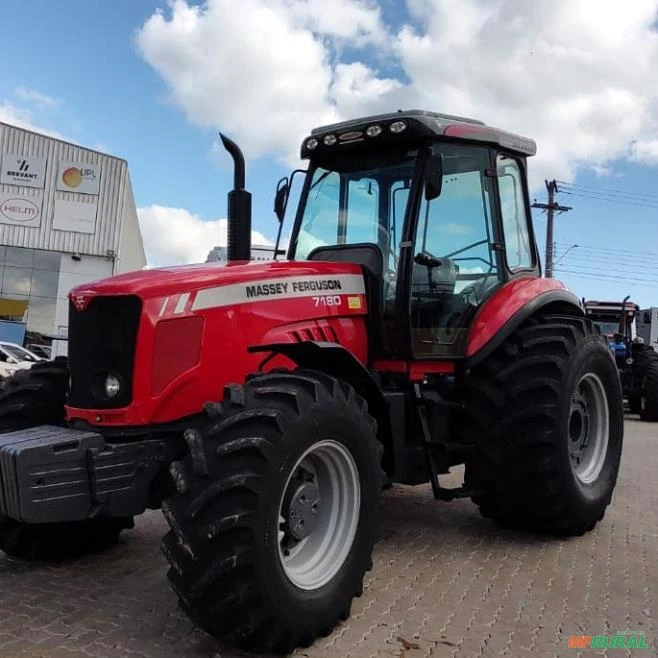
[0, 192, 42, 228]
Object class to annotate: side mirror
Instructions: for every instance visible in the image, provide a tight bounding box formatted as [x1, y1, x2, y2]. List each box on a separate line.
[274, 177, 290, 223]
[425, 154, 443, 201]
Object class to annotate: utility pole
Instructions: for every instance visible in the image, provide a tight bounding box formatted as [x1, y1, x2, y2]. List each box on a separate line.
[531, 180, 572, 277]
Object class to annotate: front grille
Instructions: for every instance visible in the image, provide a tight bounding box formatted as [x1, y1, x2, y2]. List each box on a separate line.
[68, 295, 142, 409]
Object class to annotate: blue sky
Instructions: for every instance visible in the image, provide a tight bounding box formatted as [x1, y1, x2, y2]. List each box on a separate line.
[1, 0, 657, 309]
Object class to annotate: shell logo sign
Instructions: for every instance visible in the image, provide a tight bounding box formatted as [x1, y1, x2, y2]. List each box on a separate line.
[62, 166, 84, 188]
[56, 160, 101, 195]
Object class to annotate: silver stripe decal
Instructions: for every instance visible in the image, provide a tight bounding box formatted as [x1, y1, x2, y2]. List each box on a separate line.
[158, 297, 169, 316]
[191, 274, 365, 311]
[174, 292, 190, 314]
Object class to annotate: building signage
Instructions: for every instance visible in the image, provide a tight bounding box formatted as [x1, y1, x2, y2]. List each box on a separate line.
[0, 192, 42, 227]
[0, 153, 47, 189]
[56, 160, 101, 195]
[53, 199, 97, 234]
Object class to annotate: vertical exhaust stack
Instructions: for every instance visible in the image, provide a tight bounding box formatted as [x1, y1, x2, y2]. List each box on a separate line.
[219, 133, 252, 262]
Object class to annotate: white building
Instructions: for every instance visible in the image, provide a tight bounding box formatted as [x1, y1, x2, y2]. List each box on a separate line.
[0, 121, 146, 357]
[638, 307, 658, 353]
[207, 244, 277, 263]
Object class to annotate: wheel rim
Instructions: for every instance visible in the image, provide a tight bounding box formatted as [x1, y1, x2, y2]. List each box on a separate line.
[277, 439, 360, 590]
[568, 373, 610, 484]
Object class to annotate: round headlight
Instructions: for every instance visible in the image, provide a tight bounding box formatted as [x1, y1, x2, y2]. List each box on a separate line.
[323, 134, 337, 146]
[366, 124, 382, 137]
[105, 374, 121, 398]
[390, 120, 407, 134]
[306, 137, 319, 150]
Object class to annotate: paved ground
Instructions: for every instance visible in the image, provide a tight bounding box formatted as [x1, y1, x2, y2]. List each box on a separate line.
[0, 418, 656, 658]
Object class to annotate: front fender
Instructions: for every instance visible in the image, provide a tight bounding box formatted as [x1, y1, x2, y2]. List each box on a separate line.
[465, 277, 583, 367]
[248, 340, 391, 444]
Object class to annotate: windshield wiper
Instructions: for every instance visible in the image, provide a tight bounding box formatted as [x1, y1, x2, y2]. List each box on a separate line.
[309, 169, 333, 192]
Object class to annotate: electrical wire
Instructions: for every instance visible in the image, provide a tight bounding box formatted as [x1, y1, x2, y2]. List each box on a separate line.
[558, 190, 658, 210]
[555, 268, 658, 286]
[556, 180, 658, 201]
[553, 251, 658, 269]
[554, 242, 658, 259]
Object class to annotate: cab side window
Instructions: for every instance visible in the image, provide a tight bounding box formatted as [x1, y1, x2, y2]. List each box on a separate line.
[497, 154, 534, 271]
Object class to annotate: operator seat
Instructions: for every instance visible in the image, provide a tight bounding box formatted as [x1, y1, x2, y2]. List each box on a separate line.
[306, 243, 391, 357]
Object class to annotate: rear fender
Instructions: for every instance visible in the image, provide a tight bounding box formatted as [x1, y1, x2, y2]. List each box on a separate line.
[249, 341, 394, 474]
[465, 277, 584, 368]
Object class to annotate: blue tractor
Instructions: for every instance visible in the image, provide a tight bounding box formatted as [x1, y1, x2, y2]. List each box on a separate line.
[583, 297, 658, 421]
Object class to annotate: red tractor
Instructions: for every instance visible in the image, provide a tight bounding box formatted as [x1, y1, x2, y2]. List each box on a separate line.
[0, 110, 623, 653]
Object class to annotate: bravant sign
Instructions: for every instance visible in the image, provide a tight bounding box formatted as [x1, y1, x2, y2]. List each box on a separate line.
[0, 153, 47, 189]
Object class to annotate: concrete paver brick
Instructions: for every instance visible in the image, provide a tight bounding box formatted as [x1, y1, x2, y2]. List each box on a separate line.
[1, 419, 657, 657]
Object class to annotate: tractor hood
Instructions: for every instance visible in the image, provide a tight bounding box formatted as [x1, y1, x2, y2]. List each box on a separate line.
[68, 259, 364, 303]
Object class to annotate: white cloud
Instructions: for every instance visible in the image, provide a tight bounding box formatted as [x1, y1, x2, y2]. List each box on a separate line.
[285, 0, 387, 46]
[630, 138, 658, 165]
[137, 0, 658, 188]
[392, 0, 658, 187]
[135, 0, 393, 165]
[14, 87, 58, 108]
[0, 101, 70, 142]
[439, 222, 473, 236]
[137, 204, 274, 266]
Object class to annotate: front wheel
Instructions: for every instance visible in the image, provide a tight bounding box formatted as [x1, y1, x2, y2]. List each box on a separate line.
[463, 314, 624, 536]
[161, 369, 383, 654]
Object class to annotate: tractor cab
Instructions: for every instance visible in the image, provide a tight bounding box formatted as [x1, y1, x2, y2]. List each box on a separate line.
[583, 298, 639, 368]
[277, 110, 541, 359]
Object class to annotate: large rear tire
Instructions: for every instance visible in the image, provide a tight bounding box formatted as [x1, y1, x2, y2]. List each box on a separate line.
[628, 344, 658, 415]
[0, 358, 133, 561]
[639, 361, 658, 422]
[161, 369, 383, 654]
[463, 314, 623, 537]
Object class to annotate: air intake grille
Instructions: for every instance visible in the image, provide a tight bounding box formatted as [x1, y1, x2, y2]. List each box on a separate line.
[68, 295, 142, 409]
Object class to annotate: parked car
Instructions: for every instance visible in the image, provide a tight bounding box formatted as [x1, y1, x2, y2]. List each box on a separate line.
[26, 344, 52, 360]
[0, 341, 45, 378]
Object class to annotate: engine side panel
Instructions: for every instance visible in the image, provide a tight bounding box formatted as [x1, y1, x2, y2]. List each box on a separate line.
[66, 263, 369, 427]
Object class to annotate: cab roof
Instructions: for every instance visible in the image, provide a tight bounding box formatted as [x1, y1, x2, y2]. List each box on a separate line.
[301, 109, 537, 159]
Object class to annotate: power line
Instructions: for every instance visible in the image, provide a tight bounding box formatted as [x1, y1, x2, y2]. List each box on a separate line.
[556, 180, 658, 201]
[554, 241, 658, 259]
[555, 268, 658, 286]
[553, 261, 658, 276]
[552, 250, 658, 269]
[559, 190, 658, 210]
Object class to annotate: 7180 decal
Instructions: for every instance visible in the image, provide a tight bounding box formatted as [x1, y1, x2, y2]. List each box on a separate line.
[313, 295, 342, 307]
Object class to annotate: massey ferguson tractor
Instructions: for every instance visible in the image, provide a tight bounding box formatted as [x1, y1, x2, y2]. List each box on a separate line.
[0, 110, 623, 654]
[583, 297, 658, 421]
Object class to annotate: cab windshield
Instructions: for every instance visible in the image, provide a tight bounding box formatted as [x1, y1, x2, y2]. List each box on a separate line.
[291, 148, 417, 277]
